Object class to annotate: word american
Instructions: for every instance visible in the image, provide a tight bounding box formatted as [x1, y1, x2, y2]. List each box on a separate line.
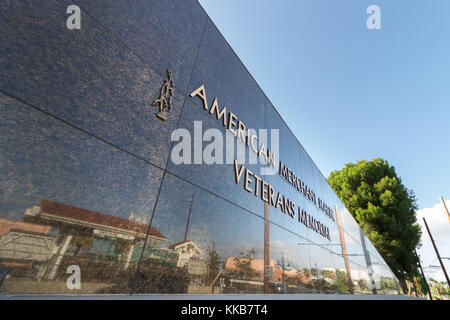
[190, 85, 277, 168]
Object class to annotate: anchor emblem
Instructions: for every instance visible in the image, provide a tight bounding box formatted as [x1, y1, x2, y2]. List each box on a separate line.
[152, 69, 174, 121]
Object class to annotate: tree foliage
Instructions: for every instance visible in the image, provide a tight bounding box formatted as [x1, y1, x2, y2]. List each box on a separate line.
[327, 158, 422, 288]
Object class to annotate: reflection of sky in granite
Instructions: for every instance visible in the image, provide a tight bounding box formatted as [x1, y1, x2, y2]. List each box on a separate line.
[269, 224, 311, 270]
[0, 93, 163, 222]
[188, 20, 267, 130]
[75, 0, 207, 95]
[0, 0, 184, 169]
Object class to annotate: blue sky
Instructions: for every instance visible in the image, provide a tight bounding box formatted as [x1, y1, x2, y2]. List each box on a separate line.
[198, 0, 450, 211]
[199, 0, 450, 282]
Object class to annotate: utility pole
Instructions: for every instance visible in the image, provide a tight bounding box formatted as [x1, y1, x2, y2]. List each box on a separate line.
[184, 196, 194, 241]
[439, 196, 450, 224]
[415, 249, 432, 300]
[264, 202, 270, 294]
[423, 217, 450, 287]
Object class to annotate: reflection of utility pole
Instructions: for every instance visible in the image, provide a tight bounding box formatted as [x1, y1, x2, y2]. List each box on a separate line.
[439, 196, 450, 224]
[280, 253, 286, 284]
[415, 249, 432, 300]
[264, 202, 270, 294]
[184, 196, 194, 241]
[359, 228, 377, 295]
[423, 217, 450, 287]
[335, 205, 354, 294]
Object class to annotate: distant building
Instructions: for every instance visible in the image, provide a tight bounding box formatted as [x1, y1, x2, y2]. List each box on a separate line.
[168, 240, 206, 277]
[169, 240, 202, 268]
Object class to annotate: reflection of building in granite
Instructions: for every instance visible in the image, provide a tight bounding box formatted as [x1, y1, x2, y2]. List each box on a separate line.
[0, 199, 166, 281]
[168, 240, 207, 293]
[283, 268, 311, 283]
[224, 256, 310, 283]
[168, 240, 205, 273]
[0, 217, 56, 276]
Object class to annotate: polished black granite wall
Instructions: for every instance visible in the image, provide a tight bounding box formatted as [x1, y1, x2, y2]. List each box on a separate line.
[0, 0, 402, 295]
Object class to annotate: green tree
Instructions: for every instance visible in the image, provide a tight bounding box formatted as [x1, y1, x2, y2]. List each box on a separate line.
[417, 274, 429, 297]
[327, 158, 422, 291]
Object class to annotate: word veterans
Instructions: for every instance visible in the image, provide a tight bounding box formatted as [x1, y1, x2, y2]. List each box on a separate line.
[234, 161, 331, 240]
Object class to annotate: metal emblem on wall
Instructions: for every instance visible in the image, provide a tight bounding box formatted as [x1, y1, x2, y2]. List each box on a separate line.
[152, 69, 174, 121]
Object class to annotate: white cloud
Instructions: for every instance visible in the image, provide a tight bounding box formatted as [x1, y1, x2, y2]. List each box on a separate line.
[416, 199, 450, 282]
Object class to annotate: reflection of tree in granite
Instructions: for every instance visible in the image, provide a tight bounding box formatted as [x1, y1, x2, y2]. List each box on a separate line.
[72, 235, 93, 256]
[312, 278, 331, 292]
[334, 269, 350, 294]
[311, 268, 319, 278]
[380, 276, 396, 293]
[233, 249, 257, 279]
[428, 278, 450, 299]
[302, 268, 311, 280]
[308, 268, 349, 293]
[206, 246, 221, 285]
[321, 269, 336, 280]
[358, 278, 369, 292]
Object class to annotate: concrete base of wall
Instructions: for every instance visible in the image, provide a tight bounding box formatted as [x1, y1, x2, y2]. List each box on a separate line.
[1, 293, 423, 300]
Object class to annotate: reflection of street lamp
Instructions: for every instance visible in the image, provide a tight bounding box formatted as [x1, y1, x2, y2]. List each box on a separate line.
[264, 203, 270, 294]
[280, 252, 286, 285]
